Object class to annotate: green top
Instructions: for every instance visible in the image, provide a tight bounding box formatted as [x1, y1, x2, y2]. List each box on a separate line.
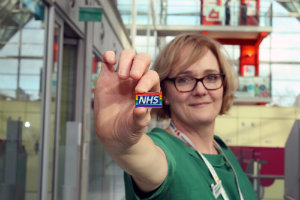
[124, 128, 257, 200]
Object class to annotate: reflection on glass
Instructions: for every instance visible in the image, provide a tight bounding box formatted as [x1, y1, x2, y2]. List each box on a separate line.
[0, 1, 46, 199]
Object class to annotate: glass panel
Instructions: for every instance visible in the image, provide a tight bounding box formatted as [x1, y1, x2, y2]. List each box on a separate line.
[0, 59, 18, 74]
[57, 42, 77, 200]
[270, 49, 300, 62]
[88, 54, 102, 200]
[20, 59, 43, 75]
[272, 64, 300, 80]
[259, 48, 271, 61]
[259, 63, 271, 77]
[271, 33, 300, 49]
[47, 22, 62, 200]
[0, 75, 18, 90]
[223, 45, 241, 60]
[88, 54, 125, 200]
[117, 0, 272, 27]
[21, 43, 45, 57]
[270, 64, 300, 106]
[0, 1, 46, 200]
[0, 43, 20, 56]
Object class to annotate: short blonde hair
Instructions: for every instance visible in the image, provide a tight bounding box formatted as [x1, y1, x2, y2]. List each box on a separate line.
[152, 33, 237, 119]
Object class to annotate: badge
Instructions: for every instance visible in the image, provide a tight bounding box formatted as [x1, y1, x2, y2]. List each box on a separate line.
[211, 181, 222, 199]
[136, 92, 162, 108]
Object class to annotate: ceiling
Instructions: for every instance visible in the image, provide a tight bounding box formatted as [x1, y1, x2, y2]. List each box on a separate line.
[276, 0, 300, 21]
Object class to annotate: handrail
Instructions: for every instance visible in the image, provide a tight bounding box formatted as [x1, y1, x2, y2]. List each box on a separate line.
[246, 174, 284, 179]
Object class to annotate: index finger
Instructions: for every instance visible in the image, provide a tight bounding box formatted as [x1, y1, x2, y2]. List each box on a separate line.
[101, 51, 117, 72]
[117, 49, 135, 79]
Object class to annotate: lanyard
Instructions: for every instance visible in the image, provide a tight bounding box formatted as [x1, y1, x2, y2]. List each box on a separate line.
[169, 121, 244, 200]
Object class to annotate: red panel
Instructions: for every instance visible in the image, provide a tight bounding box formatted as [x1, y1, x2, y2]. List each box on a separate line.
[241, 45, 256, 64]
[53, 40, 58, 63]
[201, 0, 222, 25]
[202, 17, 222, 25]
[256, 148, 284, 186]
[93, 56, 98, 73]
[239, 45, 258, 76]
[229, 146, 285, 187]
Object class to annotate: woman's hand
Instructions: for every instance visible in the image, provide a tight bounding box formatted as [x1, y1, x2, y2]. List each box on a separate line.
[94, 50, 160, 148]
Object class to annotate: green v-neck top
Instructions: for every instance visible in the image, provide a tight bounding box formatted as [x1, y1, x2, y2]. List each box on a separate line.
[124, 128, 257, 200]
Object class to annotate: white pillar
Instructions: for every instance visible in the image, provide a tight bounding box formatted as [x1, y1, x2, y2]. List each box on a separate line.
[131, 0, 137, 50]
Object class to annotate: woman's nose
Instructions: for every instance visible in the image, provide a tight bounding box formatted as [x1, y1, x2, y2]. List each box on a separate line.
[192, 81, 208, 96]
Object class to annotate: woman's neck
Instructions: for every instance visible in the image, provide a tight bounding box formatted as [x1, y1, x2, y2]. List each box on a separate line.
[168, 118, 218, 155]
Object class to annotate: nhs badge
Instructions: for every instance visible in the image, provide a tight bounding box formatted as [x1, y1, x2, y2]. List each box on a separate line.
[136, 92, 162, 108]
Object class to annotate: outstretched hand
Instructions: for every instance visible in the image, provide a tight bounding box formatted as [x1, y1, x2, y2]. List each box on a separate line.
[94, 50, 160, 148]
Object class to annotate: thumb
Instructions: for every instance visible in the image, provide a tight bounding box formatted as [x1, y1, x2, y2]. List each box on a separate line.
[94, 51, 116, 113]
[132, 107, 151, 132]
[101, 51, 116, 74]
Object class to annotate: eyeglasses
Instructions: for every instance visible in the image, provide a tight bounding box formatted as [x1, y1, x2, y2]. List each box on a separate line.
[165, 74, 225, 92]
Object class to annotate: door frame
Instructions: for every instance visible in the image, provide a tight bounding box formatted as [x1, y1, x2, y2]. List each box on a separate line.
[39, 4, 86, 200]
[51, 13, 64, 200]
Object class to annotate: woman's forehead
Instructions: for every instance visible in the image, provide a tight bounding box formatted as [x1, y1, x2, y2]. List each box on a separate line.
[169, 48, 219, 76]
[168, 47, 199, 75]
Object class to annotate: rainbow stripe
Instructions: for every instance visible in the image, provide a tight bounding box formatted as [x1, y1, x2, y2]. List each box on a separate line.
[136, 92, 162, 108]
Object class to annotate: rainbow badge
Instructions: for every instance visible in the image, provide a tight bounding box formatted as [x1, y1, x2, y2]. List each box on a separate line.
[136, 92, 162, 108]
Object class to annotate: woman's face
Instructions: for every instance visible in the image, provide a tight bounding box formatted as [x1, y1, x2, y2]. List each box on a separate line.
[164, 49, 224, 126]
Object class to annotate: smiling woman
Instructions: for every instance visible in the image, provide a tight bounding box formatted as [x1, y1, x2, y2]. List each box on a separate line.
[161, 49, 225, 131]
[154, 34, 238, 120]
[94, 33, 258, 200]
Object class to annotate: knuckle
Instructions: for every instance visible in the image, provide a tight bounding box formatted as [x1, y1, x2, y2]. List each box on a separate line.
[148, 70, 160, 82]
[122, 49, 135, 57]
[135, 52, 151, 63]
[120, 49, 135, 59]
[138, 113, 151, 128]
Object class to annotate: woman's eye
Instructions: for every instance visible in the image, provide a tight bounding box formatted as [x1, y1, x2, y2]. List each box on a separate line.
[176, 77, 189, 84]
[206, 75, 218, 81]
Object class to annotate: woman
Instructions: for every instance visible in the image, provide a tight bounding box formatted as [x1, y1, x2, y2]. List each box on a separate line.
[94, 33, 257, 199]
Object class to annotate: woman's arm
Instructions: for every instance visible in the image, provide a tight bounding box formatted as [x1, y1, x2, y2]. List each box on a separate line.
[94, 50, 168, 192]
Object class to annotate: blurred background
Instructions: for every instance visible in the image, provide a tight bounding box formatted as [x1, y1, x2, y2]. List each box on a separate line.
[0, 0, 299, 200]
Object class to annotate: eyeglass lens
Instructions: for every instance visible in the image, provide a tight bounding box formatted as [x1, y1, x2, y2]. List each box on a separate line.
[175, 74, 224, 92]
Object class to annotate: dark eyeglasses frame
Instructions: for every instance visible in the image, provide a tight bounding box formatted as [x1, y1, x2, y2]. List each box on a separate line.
[165, 73, 226, 92]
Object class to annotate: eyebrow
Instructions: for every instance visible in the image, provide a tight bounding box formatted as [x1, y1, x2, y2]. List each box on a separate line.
[178, 69, 220, 76]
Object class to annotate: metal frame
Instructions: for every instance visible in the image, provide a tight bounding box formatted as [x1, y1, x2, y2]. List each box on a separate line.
[39, 5, 65, 200]
[78, 20, 93, 200]
[54, 12, 84, 200]
[38, 4, 54, 200]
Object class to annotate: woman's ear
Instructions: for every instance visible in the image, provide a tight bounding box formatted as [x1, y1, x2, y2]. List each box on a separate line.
[164, 98, 169, 105]
[162, 83, 169, 105]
